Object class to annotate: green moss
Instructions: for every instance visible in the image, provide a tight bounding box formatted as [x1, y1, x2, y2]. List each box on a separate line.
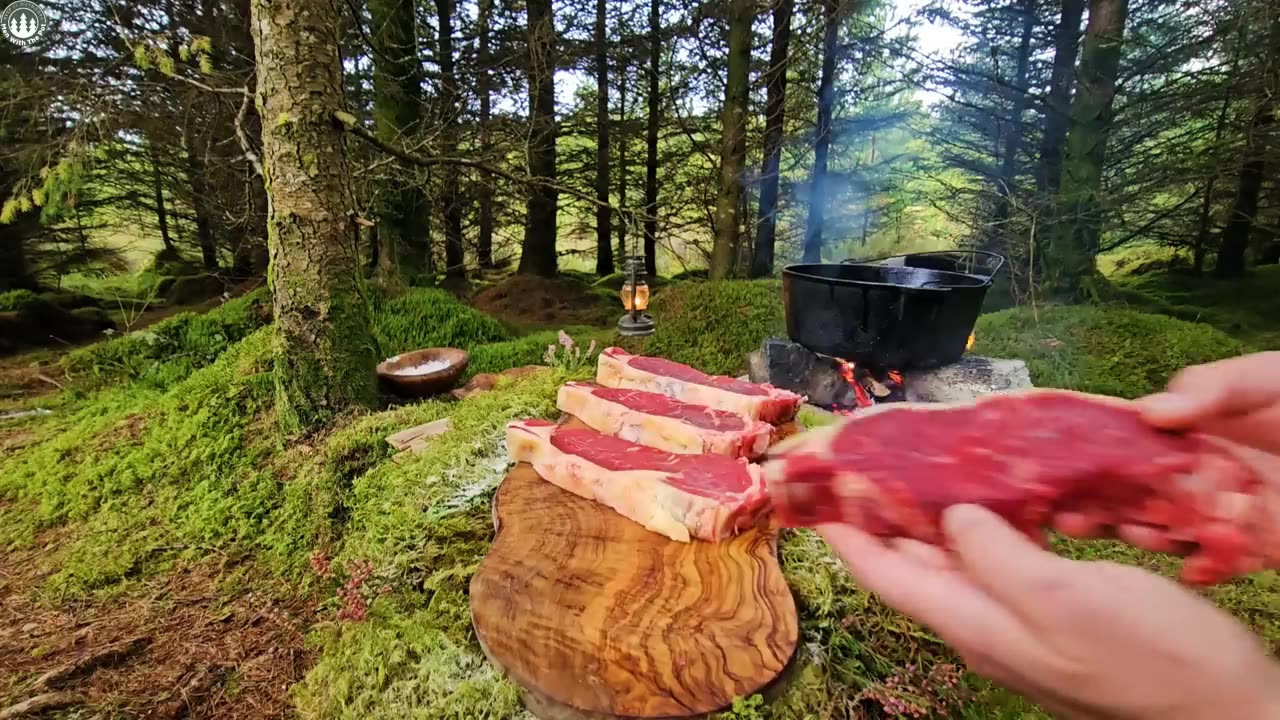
[371, 288, 510, 358]
[627, 280, 784, 376]
[973, 304, 1249, 398]
[293, 600, 524, 719]
[61, 288, 271, 388]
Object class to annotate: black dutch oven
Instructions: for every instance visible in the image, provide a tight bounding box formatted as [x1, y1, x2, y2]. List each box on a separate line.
[782, 251, 1004, 369]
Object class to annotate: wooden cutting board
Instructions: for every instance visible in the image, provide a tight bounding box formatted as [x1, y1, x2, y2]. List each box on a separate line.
[470, 421, 799, 719]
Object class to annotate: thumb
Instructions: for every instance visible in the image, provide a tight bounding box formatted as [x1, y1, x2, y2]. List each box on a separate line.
[1140, 352, 1280, 429]
[943, 504, 1068, 622]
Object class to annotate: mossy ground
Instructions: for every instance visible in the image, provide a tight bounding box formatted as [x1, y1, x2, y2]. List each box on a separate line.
[2, 272, 1277, 719]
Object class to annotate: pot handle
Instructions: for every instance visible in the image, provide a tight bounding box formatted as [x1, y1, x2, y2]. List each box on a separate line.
[843, 250, 1005, 280]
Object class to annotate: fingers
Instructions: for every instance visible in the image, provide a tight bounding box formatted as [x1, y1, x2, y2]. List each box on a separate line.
[1139, 352, 1280, 430]
[816, 523, 1047, 663]
[942, 504, 1072, 624]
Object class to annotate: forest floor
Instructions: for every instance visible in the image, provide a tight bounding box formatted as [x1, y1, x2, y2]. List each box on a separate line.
[0, 264, 1277, 720]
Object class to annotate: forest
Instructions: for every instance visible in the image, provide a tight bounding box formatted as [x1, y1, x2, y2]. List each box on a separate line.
[1, 0, 1278, 714]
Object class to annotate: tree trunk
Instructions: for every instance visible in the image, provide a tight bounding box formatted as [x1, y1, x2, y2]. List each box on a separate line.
[369, 0, 427, 279]
[251, 0, 376, 431]
[436, 0, 466, 278]
[618, 73, 629, 262]
[182, 123, 220, 271]
[860, 135, 874, 246]
[749, 0, 794, 278]
[642, 0, 661, 277]
[1044, 0, 1129, 300]
[1035, 0, 1085, 194]
[802, 0, 839, 264]
[149, 146, 176, 254]
[518, 0, 559, 277]
[594, 0, 613, 276]
[986, 0, 1035, 245]
[708, 0, 753, 280]
[1215, 11, 1280, 278]
[1193, 23, 1245, 275]
[477, 0, 495, 268]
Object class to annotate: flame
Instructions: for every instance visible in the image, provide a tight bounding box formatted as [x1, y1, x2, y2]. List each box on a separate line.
[966, 332, 976, 351]
[887, 369, 903, 385]
[835, 359, 874, 409]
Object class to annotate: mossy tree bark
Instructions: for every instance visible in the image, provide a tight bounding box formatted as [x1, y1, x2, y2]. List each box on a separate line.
[749, 0, 794, 278]
[1035, 0, 1084, 195]
[708, 0, 753, 281]
[594, 0, 613, 276]
[477, 0, 495, 269]
[1214, 9, 1279, 278]
[1044, 0, 1129, 300]
[642, 0, 660, 277]
[369, 0, 428, 282]
[436, 0, 466, 279]
[802, 0, 839, 264]
[251, 0, 377, 432]
[518, 0, 559, 277]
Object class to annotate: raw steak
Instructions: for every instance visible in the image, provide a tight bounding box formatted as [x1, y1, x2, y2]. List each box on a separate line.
[557, 381, 775, 460]
[764, 389, 1272, 585]
[507, 419, 770, 542]
[597, 347, 804, 424]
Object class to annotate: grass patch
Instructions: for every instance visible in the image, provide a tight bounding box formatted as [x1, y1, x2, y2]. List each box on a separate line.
[625, 280, 785, 376]
[973, 304, 1249, 397]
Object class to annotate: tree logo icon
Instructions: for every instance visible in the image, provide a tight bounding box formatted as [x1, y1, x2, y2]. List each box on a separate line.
[1, 1, 47, 47]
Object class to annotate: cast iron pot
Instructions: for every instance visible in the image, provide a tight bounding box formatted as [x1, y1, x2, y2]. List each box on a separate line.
[782, 251, 1003, 369]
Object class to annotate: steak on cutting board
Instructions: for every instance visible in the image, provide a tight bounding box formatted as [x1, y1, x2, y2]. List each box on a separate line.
[597, 347, 803, 424]
[506, 419, 771, 542]
[557, 381, 775, 460]
[764, 389, 1271, 585]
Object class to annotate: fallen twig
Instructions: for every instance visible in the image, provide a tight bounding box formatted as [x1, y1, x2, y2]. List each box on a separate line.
[36, 636, 150, 688]
[33, 373, 63, 390]
[154, 664, 226, 719]
[0, 692, 83, 719]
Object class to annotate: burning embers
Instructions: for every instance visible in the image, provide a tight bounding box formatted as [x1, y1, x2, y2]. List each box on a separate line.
[829, 359, 906, 413]
[745, 338, 906, 413]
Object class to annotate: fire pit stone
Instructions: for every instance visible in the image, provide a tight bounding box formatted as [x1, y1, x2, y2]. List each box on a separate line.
[747, 338, 1032, 410]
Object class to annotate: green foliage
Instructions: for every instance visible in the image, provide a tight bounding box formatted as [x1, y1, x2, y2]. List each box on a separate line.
[0, 289, 38, 311]
[371, 288, 510, 358]
[61, 288, 271, 388]
[627, 280, 785, 376]
[974, 304, 1249, 398]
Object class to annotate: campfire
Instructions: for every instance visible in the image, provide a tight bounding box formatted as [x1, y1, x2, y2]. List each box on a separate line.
[746, 337, 1033, 410]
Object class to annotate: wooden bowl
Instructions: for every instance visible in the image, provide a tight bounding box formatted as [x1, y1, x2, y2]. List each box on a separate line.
[377, 347, 470, 398]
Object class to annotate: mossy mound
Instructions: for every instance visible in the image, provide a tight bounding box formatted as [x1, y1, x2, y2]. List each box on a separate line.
[973, 304, 1249, 398]
[61, 287, 271, 388]
[466, 325, 613, 377]
[164, 273, 227, 305]
[371, 287, 510, 358]
[472, 273, 617, 330]
[626, 280, 785, 376]
[1108, 265, 1280, 350]
[0, 291, 116, 355]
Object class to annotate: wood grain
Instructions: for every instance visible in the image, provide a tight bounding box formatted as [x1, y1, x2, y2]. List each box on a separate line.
[470, 421, 799, 719]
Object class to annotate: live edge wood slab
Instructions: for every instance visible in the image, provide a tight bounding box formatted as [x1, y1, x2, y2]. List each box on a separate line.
[469, 420, 799, 720]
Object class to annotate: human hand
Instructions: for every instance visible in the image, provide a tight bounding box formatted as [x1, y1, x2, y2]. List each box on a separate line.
[1052, 352, 1280, 570]
[1139, 351, 1280, 454]
[819, 504, 1280, 720]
